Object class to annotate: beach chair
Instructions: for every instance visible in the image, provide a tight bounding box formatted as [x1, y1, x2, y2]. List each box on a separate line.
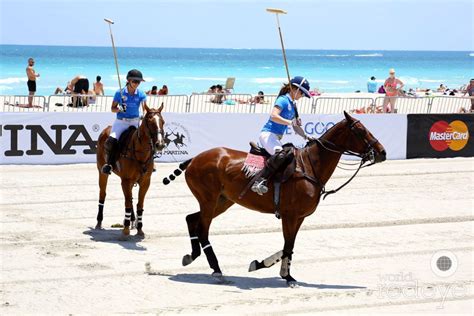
[224, 77, 235, 93]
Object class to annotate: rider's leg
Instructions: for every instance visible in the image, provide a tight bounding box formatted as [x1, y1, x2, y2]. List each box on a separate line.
[102, 119, 127, 174]
[251, 132, 291, 196]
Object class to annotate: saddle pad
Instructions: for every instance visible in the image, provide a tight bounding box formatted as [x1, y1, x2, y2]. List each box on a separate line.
[242, 153, 266, 178]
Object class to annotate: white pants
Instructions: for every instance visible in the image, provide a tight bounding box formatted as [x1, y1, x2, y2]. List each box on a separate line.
[259, 131, 283, 155]
[110, 118, 140, 139]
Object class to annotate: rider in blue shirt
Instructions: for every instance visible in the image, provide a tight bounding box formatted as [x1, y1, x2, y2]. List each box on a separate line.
[102, 69, 148, 174]
[251, 76, 313, 196]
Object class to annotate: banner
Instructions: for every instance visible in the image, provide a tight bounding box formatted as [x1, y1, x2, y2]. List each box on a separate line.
[1, 112, 407, 164]
[407, 114, 474, 159]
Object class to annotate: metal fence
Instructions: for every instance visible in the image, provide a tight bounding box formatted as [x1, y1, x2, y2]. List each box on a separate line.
[1, 95, 47, 112]
[1, 94, 472, 114]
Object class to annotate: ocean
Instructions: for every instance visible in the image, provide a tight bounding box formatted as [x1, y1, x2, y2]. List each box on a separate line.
[0, 45, 472, 96]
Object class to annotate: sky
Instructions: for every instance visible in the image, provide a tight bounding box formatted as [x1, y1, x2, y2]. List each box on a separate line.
[0, 0, 473, 51]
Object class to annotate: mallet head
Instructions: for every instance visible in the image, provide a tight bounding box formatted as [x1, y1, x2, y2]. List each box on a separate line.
[266, 8, 287, 14]
[104, 18, 114, 24]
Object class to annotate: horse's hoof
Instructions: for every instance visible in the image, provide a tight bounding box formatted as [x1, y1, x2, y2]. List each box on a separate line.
[136, 230, 145, 239]
[118, 233, 130, 241]
[212, 272, 232, 284]
[287, 281, 299, 288]
[182, 254, 193, 266]
[122, 227, 130, 235]
[95, 223, 102, 230]
[248, 260, 258, 272]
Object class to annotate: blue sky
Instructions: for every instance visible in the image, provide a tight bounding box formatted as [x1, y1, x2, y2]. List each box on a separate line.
[0, 0, 472, 51]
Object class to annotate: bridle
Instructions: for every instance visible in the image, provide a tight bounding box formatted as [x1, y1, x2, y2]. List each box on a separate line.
[303, 119, 381, 200]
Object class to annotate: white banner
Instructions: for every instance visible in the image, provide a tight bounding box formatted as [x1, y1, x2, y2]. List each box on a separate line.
[0, 112, 406, 164]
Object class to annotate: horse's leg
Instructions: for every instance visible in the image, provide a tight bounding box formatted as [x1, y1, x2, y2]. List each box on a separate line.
[183, 196, 234, 267]
[96, 172, 109, 229]
[120, 179, 134, 239]
[182, 211, 201, 266]
[135, 176, 151, 238]
[280, 216, 305, 287]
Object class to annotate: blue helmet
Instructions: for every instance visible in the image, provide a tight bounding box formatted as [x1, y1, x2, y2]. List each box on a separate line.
[290, 76, 311, 98]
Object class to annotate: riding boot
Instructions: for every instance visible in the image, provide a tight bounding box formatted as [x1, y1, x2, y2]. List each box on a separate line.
[102, 137, 118, 175]
[251, 149, 291, 196]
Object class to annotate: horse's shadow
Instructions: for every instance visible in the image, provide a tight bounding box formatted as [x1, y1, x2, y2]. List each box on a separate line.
[82, 227, 147, 251]
[168, 273, 366, 291]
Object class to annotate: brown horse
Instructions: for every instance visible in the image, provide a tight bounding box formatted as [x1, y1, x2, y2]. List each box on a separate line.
[96, 104, 165, 239]
[163, 111, 386, 286]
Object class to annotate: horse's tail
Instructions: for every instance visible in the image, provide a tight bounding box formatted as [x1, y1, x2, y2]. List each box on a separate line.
[162, 159, 192, 185]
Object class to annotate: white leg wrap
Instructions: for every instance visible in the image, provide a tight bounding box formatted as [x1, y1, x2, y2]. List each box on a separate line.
[263, 250, 283, 268]
[280, 257, 291, 278]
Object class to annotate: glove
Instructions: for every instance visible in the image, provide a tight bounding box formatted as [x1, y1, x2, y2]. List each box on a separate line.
[118, 102, 127, 112]
[306, 135, 317, 142]
[292, 118, 302, 127]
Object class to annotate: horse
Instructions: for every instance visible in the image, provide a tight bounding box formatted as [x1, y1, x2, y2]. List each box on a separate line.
[95, 103, 165, 239]
[163, 111, 386, 286]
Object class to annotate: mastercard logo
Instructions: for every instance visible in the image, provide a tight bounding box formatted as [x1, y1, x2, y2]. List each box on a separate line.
[429, 120, 469, 151]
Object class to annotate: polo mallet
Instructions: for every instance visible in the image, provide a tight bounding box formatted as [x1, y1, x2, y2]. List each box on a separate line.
[266, 8, 299, 119]
[104, 18, 125, 112]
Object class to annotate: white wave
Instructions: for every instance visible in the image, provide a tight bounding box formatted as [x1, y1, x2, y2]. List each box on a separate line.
[0, 77, 27, 84]
[0, 85, 13, 90]
[109, 75, 154, 82]
[469, 53, 474, 57]
[258, 66, 274, 69]
[251, 77, 287, 84]
[354, 53, 383, 57]
[419, 79, 445, 83]
[175, 76, 227, 81]
[314, 80, 350, 84]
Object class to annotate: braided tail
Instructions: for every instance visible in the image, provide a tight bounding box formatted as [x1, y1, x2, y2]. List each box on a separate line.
[163, 159, 192, 185]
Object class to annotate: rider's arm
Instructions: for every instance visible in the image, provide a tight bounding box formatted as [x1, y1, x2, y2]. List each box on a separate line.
[293, 124, 309, 140]
[270, 106, 292, 126]
[111, 100, 120, 113]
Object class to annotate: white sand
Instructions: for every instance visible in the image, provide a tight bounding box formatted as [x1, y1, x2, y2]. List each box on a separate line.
[0, 158, 473, 314]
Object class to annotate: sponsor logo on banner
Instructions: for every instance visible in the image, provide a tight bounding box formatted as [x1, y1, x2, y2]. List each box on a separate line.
[2, 124, 97, 157]
[157, 121, 191, 157]
[407, 114, 474, 159]
[428, 120, 469, 151]
[285, 121, 336, 136]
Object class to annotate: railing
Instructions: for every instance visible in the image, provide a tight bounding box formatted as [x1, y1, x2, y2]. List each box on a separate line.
[0, 94, 472, 114]
[1, 95, 47, 112]
[313, 97, 374, 114]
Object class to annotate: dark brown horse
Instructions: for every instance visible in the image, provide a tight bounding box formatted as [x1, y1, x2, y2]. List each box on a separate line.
[96, 104, 165, 239]
[163, 112, 386, 286]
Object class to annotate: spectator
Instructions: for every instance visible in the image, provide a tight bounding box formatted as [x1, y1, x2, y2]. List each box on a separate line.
[249, 91, 265, 104]
[54, 82, 72, 95]
[383, 69, 404, 113]
[367, 76, 377, 93]
[25, 58, 40, 107]
[378, 85, 386, 94]
[208, 85, 217, 93]
[158, 85, 168, 95]
[93, 76, 105, 95]
[146, 86, 158, 95]
[70, 75, 90, 107]
[462, 78, 474, 112]
[211, 84, 226, 104]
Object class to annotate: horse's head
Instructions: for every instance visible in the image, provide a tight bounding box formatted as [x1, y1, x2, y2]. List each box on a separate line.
[143, 102, 166, 152]
[340, 111, 386, 164]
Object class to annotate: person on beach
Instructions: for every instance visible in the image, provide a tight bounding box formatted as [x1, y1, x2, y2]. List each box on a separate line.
[383, 69, 404, 113]
[26, 58, 40, 107]
[93, 76, 104, 95]
[367, 76, 377, 93]
[251, 76, 314, 197]
[101, 69, 147, 174]
[462, 79, 474, 112]
[211, 85, 226, 104]
[158, 85, 168, 95]
[147, 86, 158, 95]
[69, 75, 90, 107]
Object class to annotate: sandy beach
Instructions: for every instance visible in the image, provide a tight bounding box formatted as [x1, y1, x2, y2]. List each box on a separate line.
[0, 158, 473, 314]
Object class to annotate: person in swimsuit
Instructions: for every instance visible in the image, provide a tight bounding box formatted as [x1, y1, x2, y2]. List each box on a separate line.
[93, 76, 104, 95]
[70, 75, 90, 107]
[101, 69, 148, 174]
[383, 69, 404, 113]
[251, 76, 313, 196]
[462, 79, 474, 112]
[26, 58, 40, 107]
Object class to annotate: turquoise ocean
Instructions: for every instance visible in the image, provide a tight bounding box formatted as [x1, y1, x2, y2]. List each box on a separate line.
[0, 45, 473, 96]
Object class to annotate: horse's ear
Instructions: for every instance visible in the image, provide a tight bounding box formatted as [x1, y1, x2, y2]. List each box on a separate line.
[143, 102, 151, 113]
[343, 111, 354, 122]
[157, 102, 164, 113]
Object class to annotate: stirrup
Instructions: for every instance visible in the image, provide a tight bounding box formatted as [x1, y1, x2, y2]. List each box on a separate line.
[251, 179, 268, 195]
[102, 164, 112, 175]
